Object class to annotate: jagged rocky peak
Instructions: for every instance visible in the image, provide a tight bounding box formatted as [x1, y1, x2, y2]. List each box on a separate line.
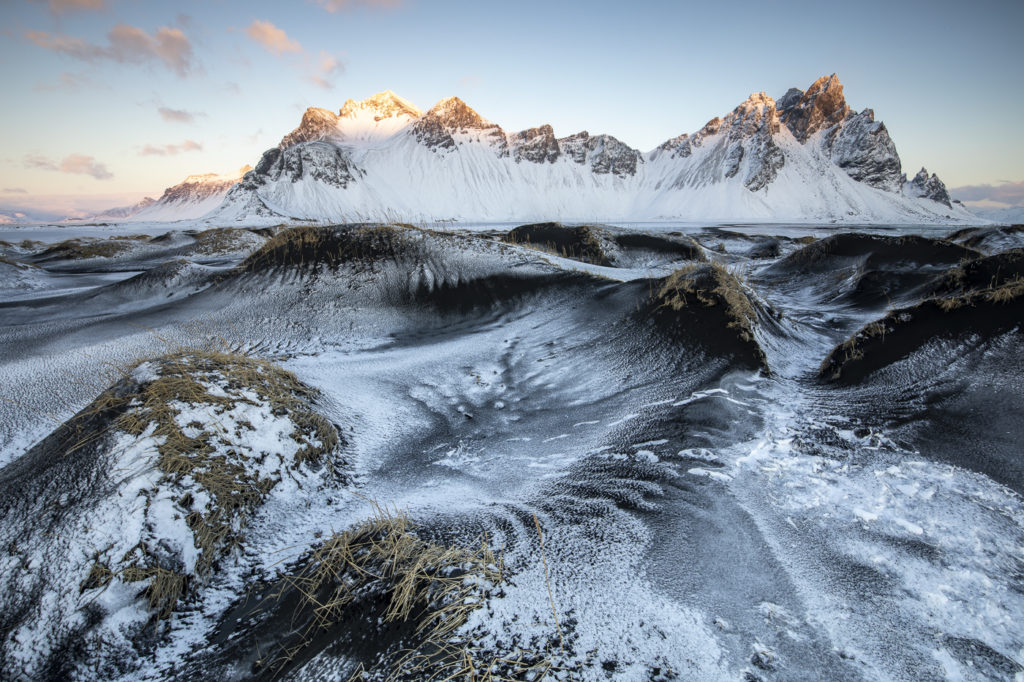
[557, 131, 643, 177]
[780, 73, 852, 142]
[279, 107, 341, 149]
[509, 124, 560, 164]
[422, 96, 493, 130]
[723, 92, 781, 138]
[909, 167, 952, 207]
[413, 96, 505, 152]
[339, 90, 421, 121]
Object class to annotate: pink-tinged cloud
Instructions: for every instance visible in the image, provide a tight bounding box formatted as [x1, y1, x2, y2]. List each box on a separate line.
[314, 0, 402, 11]
[25, 24, 196, 77]
[2, 188, 28, 194]
[950, 181, 1024, 207]
[24, 154, 113, 180]
[158, 106, 201, 124]
[30, 0, 105, 14]
[140, 140, 203, 156]
[245, 20, 302, 56]
[310, 51, 344, 89]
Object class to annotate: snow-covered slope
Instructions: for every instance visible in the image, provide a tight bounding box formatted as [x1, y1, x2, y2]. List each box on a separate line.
[80, 167, 252, 223]
[205, 77, 978, 224]
[132, 167, 251, 222]
[88, 196, 157, 221]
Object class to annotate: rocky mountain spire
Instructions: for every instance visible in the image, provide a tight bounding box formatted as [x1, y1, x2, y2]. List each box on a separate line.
[509, 124, 560, 164]
[779, 74, 851, 142]
[412, 97, 505, 152]
[279, 107, 340, 149]
[909, 167, 952, 207]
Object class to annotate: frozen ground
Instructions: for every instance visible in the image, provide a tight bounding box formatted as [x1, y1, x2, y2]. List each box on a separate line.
[0, 221, 1022, 681]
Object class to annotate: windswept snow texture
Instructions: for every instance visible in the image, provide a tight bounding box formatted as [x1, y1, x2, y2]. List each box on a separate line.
[203, 80, 979, 225]
[0, 221, 1023, 681]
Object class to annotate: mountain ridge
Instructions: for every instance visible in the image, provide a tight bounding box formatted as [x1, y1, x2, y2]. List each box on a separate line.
[85, 76, 986, 225]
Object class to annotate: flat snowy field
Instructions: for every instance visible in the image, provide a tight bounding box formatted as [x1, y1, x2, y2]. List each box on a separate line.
[1, 221, 1022, 681]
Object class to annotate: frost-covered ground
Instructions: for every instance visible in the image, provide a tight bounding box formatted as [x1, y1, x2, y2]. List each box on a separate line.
[0, 221, 1022, 681]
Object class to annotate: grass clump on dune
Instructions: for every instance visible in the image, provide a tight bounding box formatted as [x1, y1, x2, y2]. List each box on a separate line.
[503, 222, 611, 266]
[239, 224, 412, 273]
[255, 503, 518, 679]
[119, 350, 340, 574]
[73, 348, 343, 619]
[190, 227, 266, 255]
[656, 262, 757, 342]
[819, 269, 1024, 382]
[34, 235, 150, 261]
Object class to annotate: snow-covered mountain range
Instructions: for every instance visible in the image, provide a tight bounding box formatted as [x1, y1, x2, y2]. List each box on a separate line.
[204, 75, 975, 224]
[80, 76, 985, 225]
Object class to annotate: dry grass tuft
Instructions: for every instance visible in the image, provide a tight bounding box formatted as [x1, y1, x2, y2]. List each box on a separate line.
[264, 503, 523, 680]
[0, 256, 39, 269]
[656, 262, 757, 342]
[80, 561, 114, 592]
[984, 275, 1024, 304]
[121, 564, 189, 619]
[927, 274, 1024, 311]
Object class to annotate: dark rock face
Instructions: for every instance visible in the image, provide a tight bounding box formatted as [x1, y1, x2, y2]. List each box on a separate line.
[909, 167, 952, 207]
[653, 132, 692, 160]
[509, 125, 561, 164]
[666, 93, 784, 191]
[412, 97, 506, 153]
[279, 108, 340, 150]
[779, 75, 903, 192]
[744, 134, 785, 192]
[826, 109, 902, 191]
[557, 132, 643, 177]
[776, 87, 803, 113]
[778, 74, 851, 143]
[240, 142, 361, 191]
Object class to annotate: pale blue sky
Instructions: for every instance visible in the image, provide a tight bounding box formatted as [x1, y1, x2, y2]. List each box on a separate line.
[1, 0, 1022, 214]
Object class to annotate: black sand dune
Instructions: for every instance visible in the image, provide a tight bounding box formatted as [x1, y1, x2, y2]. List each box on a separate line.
[1, 222, 1023, 682]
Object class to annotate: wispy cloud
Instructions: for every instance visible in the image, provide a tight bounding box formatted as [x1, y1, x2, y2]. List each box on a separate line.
[310, 50, 344, 89]
[24, 153, 113, 180]
[244, 20, 302, 56]
[33, 71, 104, 92]
[30, 0, 106, 14]
[950, 181, 1024, 207]
[236, 20, 343, 88]
[25, 24, 197, 77]
[2, 188, 28, 194]
[314, 0, 403, 12]
[158, 106, 202, 124]
[140, 140, 202, 156]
